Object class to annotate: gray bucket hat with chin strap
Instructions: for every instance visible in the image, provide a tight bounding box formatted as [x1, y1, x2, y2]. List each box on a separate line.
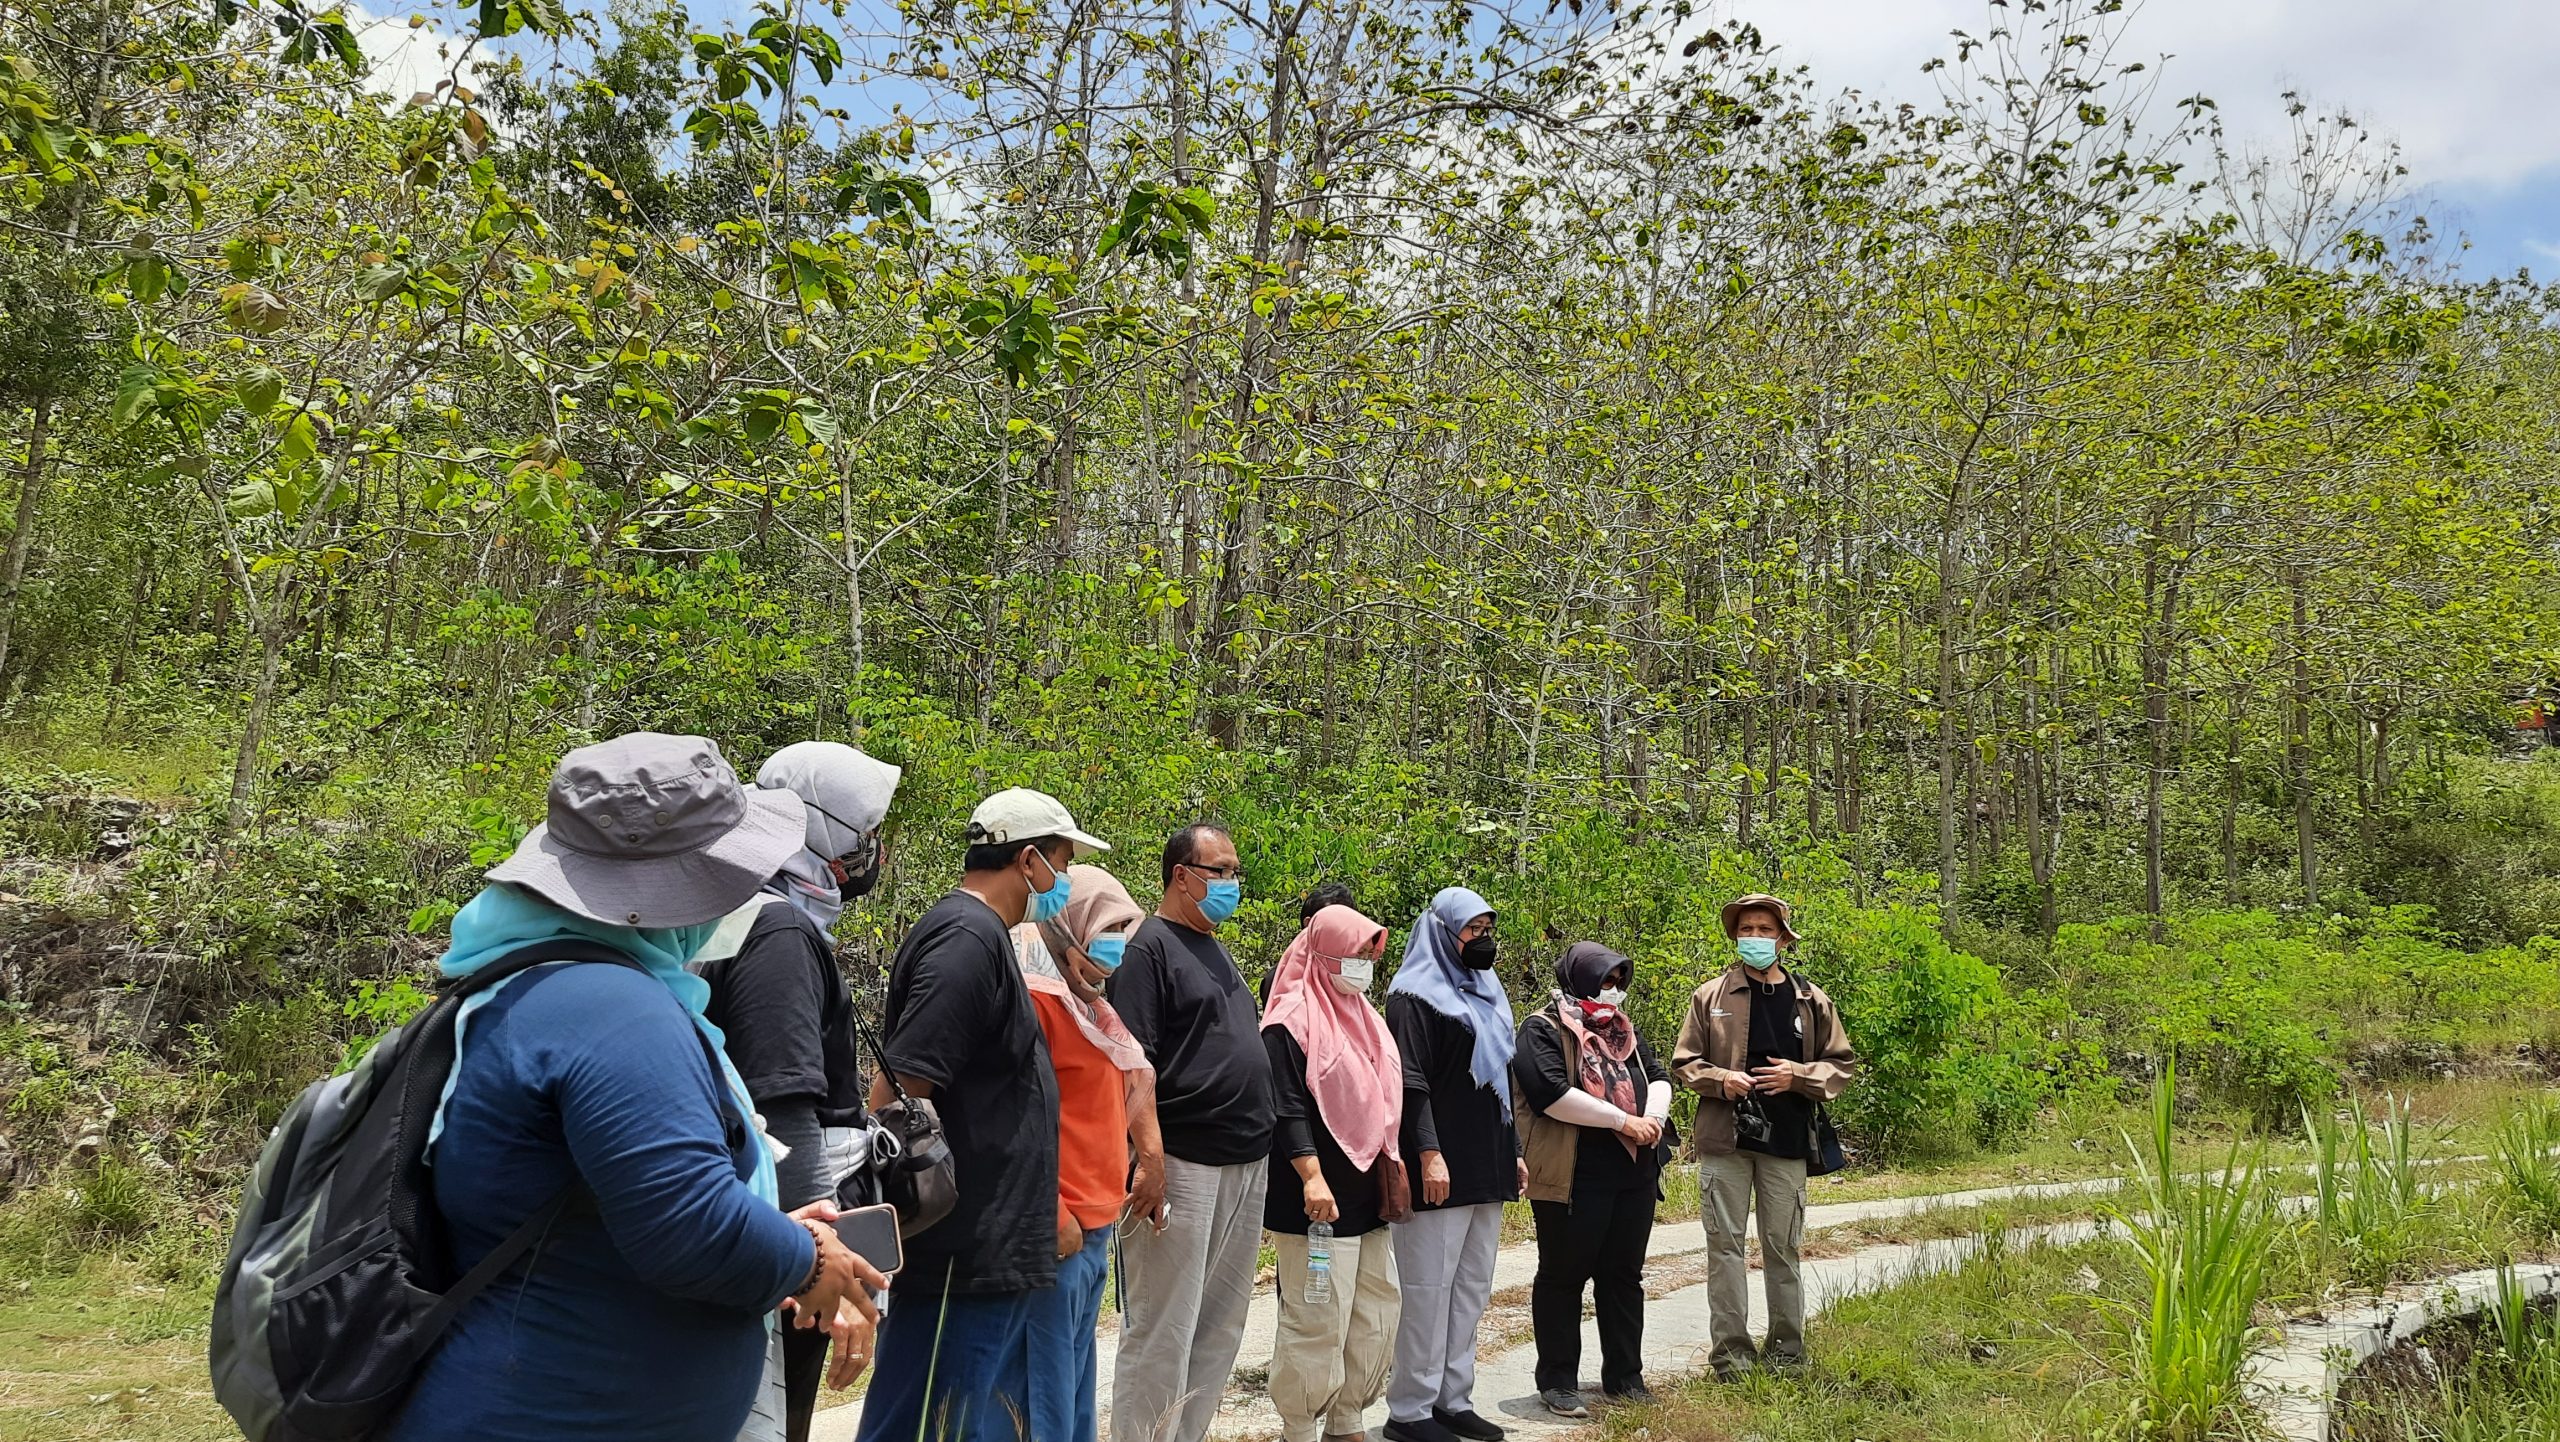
[487, 731, 808, 930]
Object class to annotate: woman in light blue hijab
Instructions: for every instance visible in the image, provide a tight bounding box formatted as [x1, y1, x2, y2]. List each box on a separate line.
[1381, 885, 1521, 1442]
[389, 733, 883, 1442]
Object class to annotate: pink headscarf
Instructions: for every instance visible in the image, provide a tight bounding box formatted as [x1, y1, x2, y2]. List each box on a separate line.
[1262, 904, 1403, 1169]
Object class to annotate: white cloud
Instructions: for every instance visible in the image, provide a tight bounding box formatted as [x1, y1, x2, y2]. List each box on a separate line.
[348, 3, 485, 104]
[2526, 238, 2560, 265]
[1736, 0, 2560, 193]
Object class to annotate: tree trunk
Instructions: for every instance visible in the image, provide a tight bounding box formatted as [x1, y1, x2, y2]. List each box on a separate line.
[2222, 681, 2244, 906]
[228, 606, 292, 832]
[1737, 702, 1758, 848]
[2288, 572, 2317, 905]
[1935, 541, 1963, 925]
[0, 393, 56, 684]
[1167, 0, 1203, 660]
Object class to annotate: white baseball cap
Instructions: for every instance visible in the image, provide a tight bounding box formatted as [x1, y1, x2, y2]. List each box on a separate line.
[967, 787, 1109, 857]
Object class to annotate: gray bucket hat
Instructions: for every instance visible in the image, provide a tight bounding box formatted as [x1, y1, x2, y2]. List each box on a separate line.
[488, 732, 808, 929]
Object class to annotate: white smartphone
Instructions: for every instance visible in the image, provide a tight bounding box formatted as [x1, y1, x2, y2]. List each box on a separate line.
[832, 1202, 904, 1275]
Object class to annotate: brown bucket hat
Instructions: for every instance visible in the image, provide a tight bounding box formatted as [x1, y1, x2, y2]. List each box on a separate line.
[487, 732, 808, 929]
[1719, 893, 1799, 945]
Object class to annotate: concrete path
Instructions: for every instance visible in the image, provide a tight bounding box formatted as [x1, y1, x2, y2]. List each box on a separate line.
[811, 1172, 2131, 1442]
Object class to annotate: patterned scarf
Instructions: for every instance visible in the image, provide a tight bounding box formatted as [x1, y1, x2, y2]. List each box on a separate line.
[1553, 987, 1640, 1160]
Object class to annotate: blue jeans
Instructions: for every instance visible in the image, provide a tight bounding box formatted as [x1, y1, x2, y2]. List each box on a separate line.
[853, 1284, 1034, 1442]
[1025, 1229, 1112, 1442]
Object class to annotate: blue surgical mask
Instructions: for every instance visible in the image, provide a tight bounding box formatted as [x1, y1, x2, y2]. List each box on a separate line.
[1085, 932, 1129, 973]
[1737, 936, 1780, 969]
[1029, 860, 1072, 923]
[1199, 877, 1242, 925]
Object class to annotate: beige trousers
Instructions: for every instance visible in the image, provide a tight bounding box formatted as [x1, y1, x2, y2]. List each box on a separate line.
[1699, 1150, 1809, 1372]
[1269, 1229, 1401, 1442]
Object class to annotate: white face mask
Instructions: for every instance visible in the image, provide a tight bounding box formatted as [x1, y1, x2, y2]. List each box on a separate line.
[1594, 985, 1628, 1009]
[1332, 954, 1376, 994]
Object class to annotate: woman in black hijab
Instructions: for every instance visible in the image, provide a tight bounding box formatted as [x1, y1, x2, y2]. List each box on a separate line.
[1509, 943, 1673, 1418]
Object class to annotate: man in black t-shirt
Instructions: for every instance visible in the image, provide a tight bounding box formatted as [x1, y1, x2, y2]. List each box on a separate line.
[853, 788, 1108, 1442]
[1107, 822, 1276, 1442]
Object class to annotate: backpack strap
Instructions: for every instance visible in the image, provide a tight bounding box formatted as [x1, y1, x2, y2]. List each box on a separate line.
[415, 1181, 584, 1344]
[437, 937, 645, 998]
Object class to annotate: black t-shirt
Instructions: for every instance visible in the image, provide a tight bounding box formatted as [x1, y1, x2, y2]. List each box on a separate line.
[1263, 1028, 1386, 1238]
[878, 891, 1060, 1294]
[696, 901, 869, 1127]
[1107, 916, 1274, 1167]
[1388, 992, 1520, 1211]
[1514, 1007, 1670, 1193]
[1740, 976, 1813, 1161]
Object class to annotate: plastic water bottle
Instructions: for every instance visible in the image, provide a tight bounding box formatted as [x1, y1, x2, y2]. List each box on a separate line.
[1305, 1222, 1334, 1305]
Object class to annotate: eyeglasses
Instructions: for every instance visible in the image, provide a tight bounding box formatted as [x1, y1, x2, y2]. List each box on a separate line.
[1182, 862, 1242, 880]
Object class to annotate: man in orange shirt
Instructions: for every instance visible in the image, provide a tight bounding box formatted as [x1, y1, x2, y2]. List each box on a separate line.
[1013, 864, 1167, 1442]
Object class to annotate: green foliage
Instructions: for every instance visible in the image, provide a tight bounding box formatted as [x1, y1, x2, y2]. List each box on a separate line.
[341, 976, 431, 1070]
[1808, 905, 2086, 1151]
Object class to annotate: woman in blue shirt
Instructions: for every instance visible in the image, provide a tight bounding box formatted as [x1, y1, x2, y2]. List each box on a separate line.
[387, 733, 883, 1442]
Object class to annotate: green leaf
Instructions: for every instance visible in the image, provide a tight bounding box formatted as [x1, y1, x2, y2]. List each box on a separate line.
[354, 262, 409, 302]
[278, 413, 320, 467]
[111, 365, 162, 426]
[225, 478, 278, 518]
[235, 366, 284, 418]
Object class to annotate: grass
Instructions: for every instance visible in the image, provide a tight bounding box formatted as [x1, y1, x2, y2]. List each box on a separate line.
[2301, 1093, 2433, 1289]
[1609, 1233, 2131, 1441]
[0, 1257, 229, 1442]
[2501, 1099, 2560, 1241]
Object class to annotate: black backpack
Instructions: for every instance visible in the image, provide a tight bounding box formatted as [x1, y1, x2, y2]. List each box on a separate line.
[209, 940, 662, 1442]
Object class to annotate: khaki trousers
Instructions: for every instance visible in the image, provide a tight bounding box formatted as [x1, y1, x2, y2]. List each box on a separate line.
[1698, 1150, 1808, 1372]
[1269, 1229, 1400, 1442]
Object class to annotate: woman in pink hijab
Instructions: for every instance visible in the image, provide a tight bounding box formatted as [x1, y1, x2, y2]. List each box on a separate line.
[1261, 904, 1406, 1442]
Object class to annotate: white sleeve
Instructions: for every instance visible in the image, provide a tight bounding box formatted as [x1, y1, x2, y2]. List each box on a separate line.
[1645, 1080, 1671, 1121]
[1543, 1087, 1630, 1129]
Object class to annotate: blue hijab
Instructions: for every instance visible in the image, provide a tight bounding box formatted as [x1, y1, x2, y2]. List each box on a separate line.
[1387, 886, 1515, 1118]
[428, 883, 779, 1208]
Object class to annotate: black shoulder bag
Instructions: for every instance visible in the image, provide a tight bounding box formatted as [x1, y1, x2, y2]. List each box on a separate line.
[844, 1008, 958, 1240]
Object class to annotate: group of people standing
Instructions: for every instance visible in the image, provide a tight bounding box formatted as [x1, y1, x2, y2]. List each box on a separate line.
[381, 729, 1858, 1442]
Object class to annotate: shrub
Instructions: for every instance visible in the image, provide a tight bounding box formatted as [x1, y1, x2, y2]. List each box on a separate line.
[1807, 905, 2087, 1153]
[2302, 1094, 2435, 1290]
[63, 1152, 156, 1240]
[2494, 1100, 2560, 1241]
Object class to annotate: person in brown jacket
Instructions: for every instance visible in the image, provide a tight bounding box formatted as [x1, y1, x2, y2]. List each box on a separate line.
[1669, 895, 1855, 1378]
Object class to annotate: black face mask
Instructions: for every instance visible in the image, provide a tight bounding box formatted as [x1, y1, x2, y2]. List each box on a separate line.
[831, 841, 883, 899]
[1459, 934, 1498, 971]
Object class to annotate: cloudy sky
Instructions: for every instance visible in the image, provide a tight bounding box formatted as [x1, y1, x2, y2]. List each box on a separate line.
[359, 0, 2560, 279]
[1738, 0, 2560, 278]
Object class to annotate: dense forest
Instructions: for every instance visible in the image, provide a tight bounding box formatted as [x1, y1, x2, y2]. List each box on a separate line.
[5, 0, 2560, 1170]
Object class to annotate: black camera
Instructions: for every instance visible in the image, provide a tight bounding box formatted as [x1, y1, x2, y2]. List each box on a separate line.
[1733, 1095, 1775, 1148]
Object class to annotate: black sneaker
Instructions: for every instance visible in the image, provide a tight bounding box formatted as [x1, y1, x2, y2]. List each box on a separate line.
[1601, 1382, 1658, 1407]
[1434, 1410, 1506, 1442]
[1383, 1419, 1459, 1442]
[1539, 1388, 1589, 1419]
